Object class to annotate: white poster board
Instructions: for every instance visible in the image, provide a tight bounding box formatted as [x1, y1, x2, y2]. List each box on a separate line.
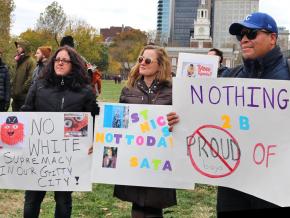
[0, 112, 93, 191]
[91, 103, 194, 189]
[176, 53, 219, 78]
[173, 77, 290, 206]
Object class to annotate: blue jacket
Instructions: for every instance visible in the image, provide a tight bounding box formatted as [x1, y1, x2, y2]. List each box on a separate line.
[218, 65, 230, 77]
[233, 46, 290, 80]
[217, 46, 290, 213]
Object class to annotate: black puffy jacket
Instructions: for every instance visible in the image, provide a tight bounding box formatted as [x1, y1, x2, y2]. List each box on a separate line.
[21, 76, 97, 113]
[0, 61, 10, 104]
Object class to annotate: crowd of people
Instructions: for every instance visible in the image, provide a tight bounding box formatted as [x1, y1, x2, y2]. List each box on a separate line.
[0, 11, 288, 217]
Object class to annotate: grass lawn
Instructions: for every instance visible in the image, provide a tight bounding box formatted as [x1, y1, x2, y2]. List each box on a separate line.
[0, 80, 217, 218]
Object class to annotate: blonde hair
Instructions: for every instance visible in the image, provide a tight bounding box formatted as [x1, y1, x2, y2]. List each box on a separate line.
[127, 45, 171, 87]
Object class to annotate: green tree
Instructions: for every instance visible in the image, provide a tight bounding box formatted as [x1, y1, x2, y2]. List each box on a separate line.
[19, 29, 58, 54]
[65, 19, 109, 71]
[36, 1, 67, 45]
[0, 0, 15, 63]
[109, 29, 147, 78]
[107, 56, 121, 76]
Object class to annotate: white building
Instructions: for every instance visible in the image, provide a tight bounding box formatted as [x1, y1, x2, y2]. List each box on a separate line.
[190, 0, 212, 48]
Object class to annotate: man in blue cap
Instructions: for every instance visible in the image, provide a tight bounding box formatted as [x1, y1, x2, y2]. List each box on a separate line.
[223, 12, 289, 79]
[217, 12, 290, 216]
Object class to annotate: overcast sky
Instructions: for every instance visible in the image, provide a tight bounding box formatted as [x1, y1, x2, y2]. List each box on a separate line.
[11, 0, 290, 35]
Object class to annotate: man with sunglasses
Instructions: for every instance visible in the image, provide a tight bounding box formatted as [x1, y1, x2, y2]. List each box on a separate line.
[217, 12, 290, 216]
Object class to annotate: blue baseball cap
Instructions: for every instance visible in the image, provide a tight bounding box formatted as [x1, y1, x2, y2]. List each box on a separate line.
[229, 12, 278, 36]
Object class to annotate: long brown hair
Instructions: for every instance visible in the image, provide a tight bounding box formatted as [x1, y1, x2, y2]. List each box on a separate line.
[42, 46, 89, 90]
[127, 45, 171, 87]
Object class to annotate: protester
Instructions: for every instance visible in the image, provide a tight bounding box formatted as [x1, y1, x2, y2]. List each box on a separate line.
[217, 11, 290, 216]
[117, 74, 122, 84]
[113, 44, 176, 218]
[11, 40, 36, 111]
[0, 49, 10, 111]
[93, 68, 102, 96]
[32, 46, 52, 83]
[207, 48, 230, 77]
[60, 35, 101, 96]
[167, 12, 290, 216]
[60, 35, 75, 48]
[21, 46, 97, 218]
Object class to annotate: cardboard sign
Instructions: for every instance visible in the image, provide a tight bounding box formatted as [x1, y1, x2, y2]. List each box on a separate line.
[173, 77, 290, 206]
[91, 103, 194, 189]
[176, 53, 219, 78]
[0, 112, 93, 191]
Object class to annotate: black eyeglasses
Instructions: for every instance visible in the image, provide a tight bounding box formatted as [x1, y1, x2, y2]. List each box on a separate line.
[54, 58, 71, 65]
[236, 29, 272, 41]
[138, 56, 156, 65]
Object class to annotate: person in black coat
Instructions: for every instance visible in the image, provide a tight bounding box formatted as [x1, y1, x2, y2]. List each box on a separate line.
[32, 46, 52, 83]
[168, 12, 290, 217]
[207, 48, 230, 77]
[0, 49, 10, 111]
[216, 11, 290, 217]
[22, 46, 97, 218]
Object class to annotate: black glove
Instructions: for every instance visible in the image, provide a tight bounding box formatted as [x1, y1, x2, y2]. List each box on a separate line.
[4, 101, 10, 112]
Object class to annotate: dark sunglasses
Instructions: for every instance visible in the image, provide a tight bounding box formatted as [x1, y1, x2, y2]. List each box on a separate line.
[236, 29, 272, 41]
[138, 56, 156, 65]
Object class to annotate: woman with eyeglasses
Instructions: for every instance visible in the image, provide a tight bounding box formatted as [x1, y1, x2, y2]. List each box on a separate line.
[21, 46, 97, 218]
[113, 45, 176, 218]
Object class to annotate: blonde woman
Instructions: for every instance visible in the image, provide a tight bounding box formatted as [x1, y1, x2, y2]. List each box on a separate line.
[113, 45, 176, 217]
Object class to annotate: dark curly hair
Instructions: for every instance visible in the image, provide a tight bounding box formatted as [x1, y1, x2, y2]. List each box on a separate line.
[42, 46, 89, 90]
[208, 48, 223, 64]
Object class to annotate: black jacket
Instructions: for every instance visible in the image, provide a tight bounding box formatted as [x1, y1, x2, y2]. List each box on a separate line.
[21, 76, 97, 113]
[0, 60, 10, 107]
[114, 78, 177, 209]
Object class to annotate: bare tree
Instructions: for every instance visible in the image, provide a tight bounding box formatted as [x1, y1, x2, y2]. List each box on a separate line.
[36, 1, 67, 45]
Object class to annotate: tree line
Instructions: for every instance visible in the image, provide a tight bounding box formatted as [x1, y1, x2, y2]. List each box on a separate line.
[0, 0, 151, 77]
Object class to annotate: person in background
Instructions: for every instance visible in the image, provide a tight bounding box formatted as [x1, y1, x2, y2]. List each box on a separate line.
[22, 46, 97, 218]
[60, 35, 100, 95]
[0, 48, 10, 111]
[217, 11, 290, 216]
[113, 44, 176, 218]
[11, 40, 36, 111]
[32, 46, 52, 83]
[60, 35, 75, 48]
[168, 12, 290, 217]
[207, 48, 230, 77]
[91, 67, 102, 96]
